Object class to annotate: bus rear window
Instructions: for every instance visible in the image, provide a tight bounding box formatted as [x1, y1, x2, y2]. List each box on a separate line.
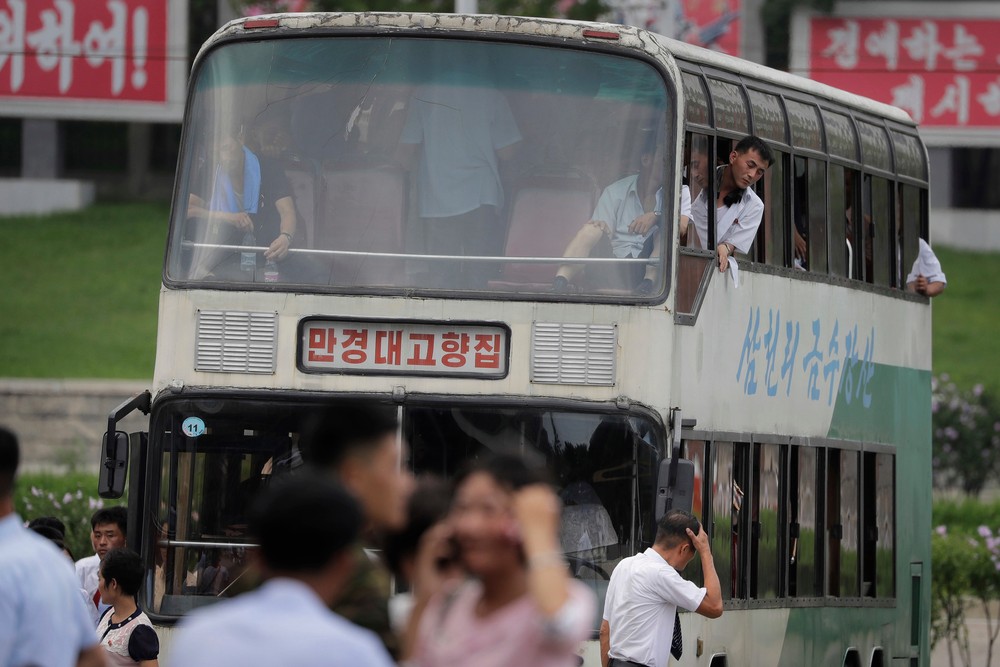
[166, 37, 674, 300]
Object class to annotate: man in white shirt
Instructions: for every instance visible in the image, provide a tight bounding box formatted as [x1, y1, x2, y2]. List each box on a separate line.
[690, 135, 773, 272]
[76, 505, 127, 623]
[906, 238, 947, 297]
[168, 470, 394, 667]
[553, 138, 679, 294]
[0, 426, 106, 667]
[600, 510, 723, 667]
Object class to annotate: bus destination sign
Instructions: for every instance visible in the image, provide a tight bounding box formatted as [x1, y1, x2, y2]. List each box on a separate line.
[299, 319, 509, 378]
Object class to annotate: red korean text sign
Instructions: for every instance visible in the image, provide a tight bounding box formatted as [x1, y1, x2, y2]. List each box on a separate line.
[0, 0, 168, 103]
[301, 320, 509, 378]
[808, 16, 1000, 128]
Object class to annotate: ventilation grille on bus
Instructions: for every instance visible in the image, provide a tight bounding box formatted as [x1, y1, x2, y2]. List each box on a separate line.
[530, 322, 616, 386]
[195, 310, 278, 374]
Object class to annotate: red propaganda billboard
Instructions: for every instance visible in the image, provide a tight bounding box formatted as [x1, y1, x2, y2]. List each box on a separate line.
[676, 0, 742, 57]
[0, 0, 187, 122]
[792, 3, 1000, 144]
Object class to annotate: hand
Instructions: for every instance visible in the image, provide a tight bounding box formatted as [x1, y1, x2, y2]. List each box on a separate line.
[716, 243, 731, 272]
[412, 521, 456, 602]
[628, 211, 658, 236]
[687, 525, 710, 555]
[794, 229, 807, 260]
[915, 275, 928, 295]
[264, 234, 290, 261]
[228, 211, 253, 233]
[511, 485, 561, 554]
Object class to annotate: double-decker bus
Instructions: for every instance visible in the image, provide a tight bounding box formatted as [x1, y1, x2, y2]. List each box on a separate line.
[99, 12, 933, 666]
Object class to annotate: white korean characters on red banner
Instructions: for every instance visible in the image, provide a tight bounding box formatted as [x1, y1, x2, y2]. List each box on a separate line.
[0, 0, 184, 120]
[301, 320, 509, 377]
[804, 14, 1000, 129]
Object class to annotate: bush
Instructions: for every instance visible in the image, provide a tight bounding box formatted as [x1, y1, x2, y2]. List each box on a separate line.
[13, 471, 127, 562]
[932, 375, 1000, 496]
[932, 522, 1000, 666]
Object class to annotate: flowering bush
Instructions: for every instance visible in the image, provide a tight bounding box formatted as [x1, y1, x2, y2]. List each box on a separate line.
[932, 375, 1000, 496]
[13, 472, 126, 562]
[932, 524, 1000, 666]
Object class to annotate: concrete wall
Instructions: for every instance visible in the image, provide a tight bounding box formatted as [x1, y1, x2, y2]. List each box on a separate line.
[930, 209, 1000, 252]
[0, 178, 95, 216]
[0, 379, 151, 472]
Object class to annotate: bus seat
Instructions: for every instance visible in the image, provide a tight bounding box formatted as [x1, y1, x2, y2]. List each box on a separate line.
[284, 160, 321, 249]
[317, 166, 406, 286]
[494, 174, 597, 289]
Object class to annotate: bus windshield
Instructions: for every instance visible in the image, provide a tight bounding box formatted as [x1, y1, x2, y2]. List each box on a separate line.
[166, 36, 673, 299]
[146, 396, 661, 630]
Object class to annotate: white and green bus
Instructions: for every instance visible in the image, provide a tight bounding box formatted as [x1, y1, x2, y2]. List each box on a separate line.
[99, 12, 932, 666]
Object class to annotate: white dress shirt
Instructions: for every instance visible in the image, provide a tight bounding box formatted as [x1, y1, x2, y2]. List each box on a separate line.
[167, 577, 394, 667]
[690, 167, 765, 254]
[906, 238, 947, 285]
[603, 548, 706, 667]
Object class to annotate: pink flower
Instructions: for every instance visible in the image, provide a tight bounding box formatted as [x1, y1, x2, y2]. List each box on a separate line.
[978, 525, 993, 539]
[935, 525, 947, 536]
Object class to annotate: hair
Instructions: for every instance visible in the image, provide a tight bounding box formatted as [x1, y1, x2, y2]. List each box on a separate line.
[0, 427, 18, 498]
[100, 548, 145, 597]
[298, 403, 399, 472]
[30, 524, 72, 559]
[91, 505, 128, 535]
[28, 515, 66, 537]
[734, 135, 774, 166]
[453, 450, 553, 494]
[383, 475, 453, 579]
[248, 470, 362, 573]
[654, 509, 701, 549]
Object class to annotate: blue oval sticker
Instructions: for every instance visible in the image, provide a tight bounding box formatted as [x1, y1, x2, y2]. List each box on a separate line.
[181, 417, 206, 438]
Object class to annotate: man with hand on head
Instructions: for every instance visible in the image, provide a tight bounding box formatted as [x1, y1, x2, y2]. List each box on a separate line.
[601, 509, 723, 667]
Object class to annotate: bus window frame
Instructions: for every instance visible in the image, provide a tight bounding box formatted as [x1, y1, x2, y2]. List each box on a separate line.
[683, 430, 896, 610]
[163, 30, 682, 306]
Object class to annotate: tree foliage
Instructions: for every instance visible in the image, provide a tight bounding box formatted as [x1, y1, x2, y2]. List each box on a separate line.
[932, 375, 1000, 497]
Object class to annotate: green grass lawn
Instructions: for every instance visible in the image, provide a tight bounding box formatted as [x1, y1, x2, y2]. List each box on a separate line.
[0, 203, 997, 392]
[931, 246, 1000, 394]
[0, 203, 167, 378]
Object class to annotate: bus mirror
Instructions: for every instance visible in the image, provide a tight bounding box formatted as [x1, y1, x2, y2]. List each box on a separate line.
[98, 431, 129, 499]
[655, 458, 694, 520]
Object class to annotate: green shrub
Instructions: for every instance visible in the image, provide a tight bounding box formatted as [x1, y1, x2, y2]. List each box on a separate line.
[13, 471, 127, 562]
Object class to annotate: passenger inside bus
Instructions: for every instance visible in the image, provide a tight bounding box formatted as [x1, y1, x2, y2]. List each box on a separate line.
[184, 121, 322, 284]
[551, 134, 669, 295]
[690, 135, 773, 272]
[395, 56, 522, 289]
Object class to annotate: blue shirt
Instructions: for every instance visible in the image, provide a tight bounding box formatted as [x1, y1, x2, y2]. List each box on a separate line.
[167, 578, 395, 667]
[0, 513, 98, 667]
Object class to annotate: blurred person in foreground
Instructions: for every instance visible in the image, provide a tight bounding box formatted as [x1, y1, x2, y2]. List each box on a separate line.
[0, 426, 105, 667]
[403, 452, 595, 667]
[298, 404, 415, 658]
[383, 475, 460, 634]
[168, 471, 393, 667]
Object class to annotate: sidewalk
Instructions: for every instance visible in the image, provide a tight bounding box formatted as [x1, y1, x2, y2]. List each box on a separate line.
[931, 599, 1000, 666]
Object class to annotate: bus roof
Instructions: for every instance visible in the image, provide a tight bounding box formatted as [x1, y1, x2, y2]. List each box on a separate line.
[206, 12, 917, 131]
